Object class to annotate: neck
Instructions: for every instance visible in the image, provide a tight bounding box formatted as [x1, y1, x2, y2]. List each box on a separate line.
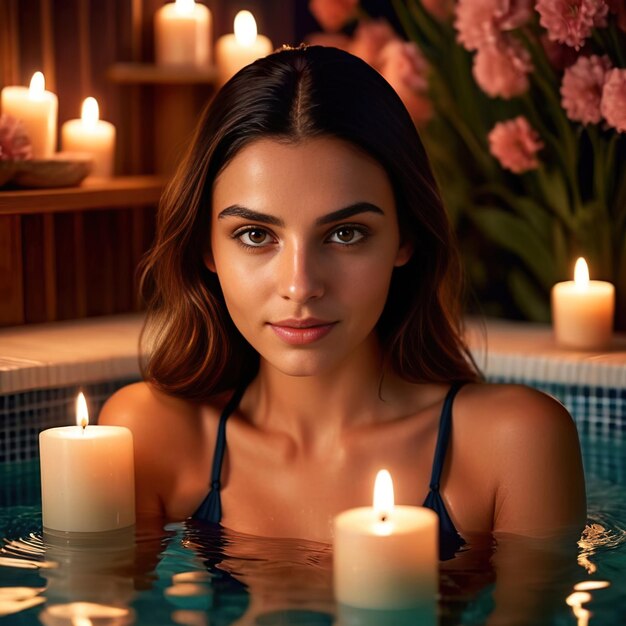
[242, 338, 410, 454]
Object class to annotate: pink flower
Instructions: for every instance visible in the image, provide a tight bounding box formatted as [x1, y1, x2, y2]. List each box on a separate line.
[601, 68, 626, 132]
[378, 40, 433, 125]
[308, 0, 358, 32]
[0, 114, 32, 161]
[473, 35, 533, 98]
[422, 0, 456, 21]
[536, 0, 609, 50]
[488, 116, 544, 172]
[561, 54, 612, 124]
[349, 19, 397, 67]
[455, 0, 533, 50]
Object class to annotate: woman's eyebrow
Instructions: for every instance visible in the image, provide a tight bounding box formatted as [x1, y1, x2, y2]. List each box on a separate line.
[217, 205, 282, 226]
[217, 202, 385, 226]
[317, 202, 384, 225]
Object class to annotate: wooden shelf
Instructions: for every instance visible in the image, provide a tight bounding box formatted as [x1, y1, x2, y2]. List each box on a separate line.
[0, 175, 166, 215]
[108, 62, 217, 85]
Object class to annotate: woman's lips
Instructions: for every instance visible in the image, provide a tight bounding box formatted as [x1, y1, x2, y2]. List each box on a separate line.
[268, 322, 337, 345]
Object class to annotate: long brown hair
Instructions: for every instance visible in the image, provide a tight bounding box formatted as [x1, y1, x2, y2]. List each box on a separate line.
[140, 45, 481, 400]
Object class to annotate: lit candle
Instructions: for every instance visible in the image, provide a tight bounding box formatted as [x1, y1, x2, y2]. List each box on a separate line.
[154, 0, 212, 66]
[61, 97, 116, 178]
[0, 72, 58, 158]
[214, 10, 273, 86]
[333, 470, 438, 610]
[39, 392, 135, 533]
[551, 257, 615, 350]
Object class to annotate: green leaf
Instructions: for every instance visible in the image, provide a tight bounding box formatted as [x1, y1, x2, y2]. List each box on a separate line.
[476, 182, 556, 244]
[508, 267, 551, 323]
[469, 207, 556, 289]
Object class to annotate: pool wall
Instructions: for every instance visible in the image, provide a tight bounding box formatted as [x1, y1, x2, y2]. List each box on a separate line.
[1, 315, 625, 498]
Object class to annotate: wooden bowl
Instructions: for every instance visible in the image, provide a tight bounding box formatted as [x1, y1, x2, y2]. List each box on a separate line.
[0, 153, 93, 188]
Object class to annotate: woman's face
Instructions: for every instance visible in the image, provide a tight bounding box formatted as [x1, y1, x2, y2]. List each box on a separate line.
[207, 137, 412, 377]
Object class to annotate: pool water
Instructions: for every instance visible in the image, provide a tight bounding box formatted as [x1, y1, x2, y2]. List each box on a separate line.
[1, 434, 625, 626]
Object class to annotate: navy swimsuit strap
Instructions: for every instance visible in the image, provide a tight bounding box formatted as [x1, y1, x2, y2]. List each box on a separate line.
[423, 381, 467, 559]
[195, 379, 470, 561]
[191, 380, 249, 522]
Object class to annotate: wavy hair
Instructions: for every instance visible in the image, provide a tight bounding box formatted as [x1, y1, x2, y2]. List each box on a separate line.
[140, 45, 481, 400]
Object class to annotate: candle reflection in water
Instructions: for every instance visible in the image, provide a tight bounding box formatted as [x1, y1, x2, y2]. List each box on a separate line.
[565, 581, 610, 626]
[39, 529, 136, 625]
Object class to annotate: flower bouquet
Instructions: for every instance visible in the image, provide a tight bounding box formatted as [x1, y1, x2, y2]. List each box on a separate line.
[308, 0, 626, 325]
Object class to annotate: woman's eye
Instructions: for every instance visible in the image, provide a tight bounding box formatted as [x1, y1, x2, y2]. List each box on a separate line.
[328, 227, 367, 245]
[237, 229, 272, 247]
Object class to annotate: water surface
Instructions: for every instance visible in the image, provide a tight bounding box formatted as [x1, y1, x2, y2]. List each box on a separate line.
[1, 435, 625, 625]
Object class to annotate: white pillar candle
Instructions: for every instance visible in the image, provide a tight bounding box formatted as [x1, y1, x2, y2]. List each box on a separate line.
[154, 0, 212, 66]
[61, 97, 116, 177]
[551, 257, 615, 350]
[333, 470, 438, 610]
[39, 392, 135, 533]
[215, 10, 273, 86]
[1, 72, 58, 158]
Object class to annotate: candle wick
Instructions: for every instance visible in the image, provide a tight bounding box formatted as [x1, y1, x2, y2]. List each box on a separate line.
[80, 418, 88, 430]
[380, 514, 387, 523]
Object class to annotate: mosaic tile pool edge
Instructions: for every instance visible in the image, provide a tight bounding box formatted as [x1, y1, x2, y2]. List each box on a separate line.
[1, 375, 625, 465]
[0, 377, 139, 464]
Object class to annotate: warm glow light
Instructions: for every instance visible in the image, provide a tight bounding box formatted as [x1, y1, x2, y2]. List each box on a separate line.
[574, 257, 589, 289]
[373, 469, 394, 520]
[72, 616, 93, 626]
[81, 97, 99, 126]
[574, 580, 610, 591]
[566, 591, 592, 606]
[28, 72, 45, 99]
[41, 602, 131, 620]
[174, 0, 195, 15]
[234, 10, 257, 46]
[566, 590, 592, 626]
[76, 392, 89, 429]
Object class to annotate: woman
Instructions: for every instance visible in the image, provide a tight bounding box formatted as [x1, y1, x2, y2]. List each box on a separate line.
[100, 46, 585, 559]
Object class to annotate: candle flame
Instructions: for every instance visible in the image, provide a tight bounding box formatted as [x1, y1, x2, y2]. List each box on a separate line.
[174, 0, 195, 15]
[234, 10, 258, 46]
[76, 392, 89, 429]
[29, 72, 45, 99]
[81, 97, 100, 126]
[373, 469, 394, 521]
[574, 257, 589, 289]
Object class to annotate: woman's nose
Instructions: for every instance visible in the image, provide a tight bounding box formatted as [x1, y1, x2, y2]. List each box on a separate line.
[277, 242, 325, 303]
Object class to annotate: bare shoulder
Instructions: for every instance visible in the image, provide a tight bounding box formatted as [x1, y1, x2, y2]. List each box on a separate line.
[98, 381, 198, 429]
[457, 382, 575, 437]
[98, 382, 228, 517]
[457, 382, 586, 536]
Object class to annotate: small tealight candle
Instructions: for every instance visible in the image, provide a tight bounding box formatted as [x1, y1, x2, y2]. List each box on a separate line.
[0, 72, 58, 158]
[61, 97, 116, 177]
[333, 470, 438, 611]
[551, 257, 615, 350]
[215, 10, 273, 86]
[154, 0, 212, 66]
[39, 392, 135, 534]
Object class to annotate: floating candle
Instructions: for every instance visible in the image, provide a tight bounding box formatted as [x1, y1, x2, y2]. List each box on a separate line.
[0, 72, 58, 158]
[215, 10, 273, 86]
[333, 469, 438, 611]
[39, 393, 135, 533]
[551, 257, 615, 350]
[61, 97, 116, 177]
[154, 0, 212, 66]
